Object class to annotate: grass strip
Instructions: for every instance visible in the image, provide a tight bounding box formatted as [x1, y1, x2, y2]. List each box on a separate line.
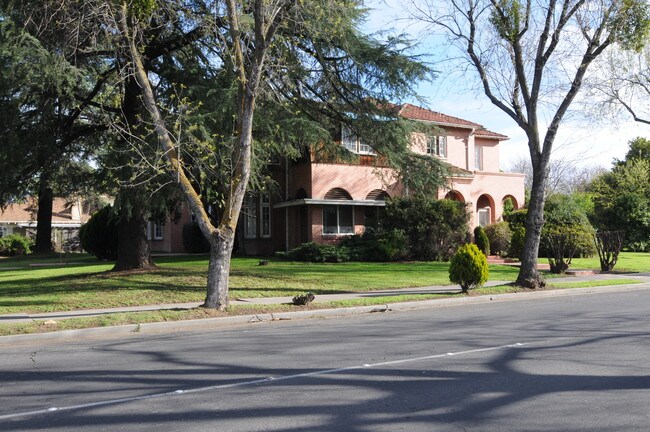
[546, 279, 644, 289]
[2, 278, 646, 337]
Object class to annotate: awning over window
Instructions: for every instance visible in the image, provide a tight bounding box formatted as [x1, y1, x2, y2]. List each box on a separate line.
[273, 198, 386, 209]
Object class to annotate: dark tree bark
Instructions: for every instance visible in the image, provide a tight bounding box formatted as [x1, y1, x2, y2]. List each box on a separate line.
[205, 232, 235, 308]
[110, 75, 156, 271]
[33, 178, 54, 254]
[112, 187, 155, 271]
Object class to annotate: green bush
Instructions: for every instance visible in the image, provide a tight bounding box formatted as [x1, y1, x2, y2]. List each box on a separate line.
[474, 226, 491, 257]
[485, 222, 511, 257]
[282, 242, 350, 263]
[341, 228, 407, 262]
[449, 243, 489, 293]
[508, 227, 526, 260]
[504, 209, 528, 230]
[79, 206, 119, 260]
[381, 197, 469, 261]
[182, 222, 210, 253]
[0, 234, 33, 256]
[543, 194, 596, 258]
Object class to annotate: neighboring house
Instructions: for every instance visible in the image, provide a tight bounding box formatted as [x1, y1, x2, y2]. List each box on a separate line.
[151, 104, 525, 255]
[146, 210, 194, 254]
[0, 197, 91, 250]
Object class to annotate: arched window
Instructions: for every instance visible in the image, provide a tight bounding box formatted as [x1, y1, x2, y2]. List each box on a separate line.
[324, 188, 353, 200]
[323, 188, 353, 235]
[444, 190, 465, 202]
[365, 189, 390, 201]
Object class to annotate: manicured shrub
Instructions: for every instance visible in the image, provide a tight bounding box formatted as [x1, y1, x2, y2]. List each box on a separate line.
[474, 226, 491, 257]
[508, 227, 526, 260]
[0, 234, 33, 256]
[485, 222, 511, 257]
[282, 242, 350, 263]
[79, 206, 119, 260]
[182, 222, 210, 253]
[449, 244, 489, 293]
[381, 197, 469, 261]
[341, 228, 407, 262]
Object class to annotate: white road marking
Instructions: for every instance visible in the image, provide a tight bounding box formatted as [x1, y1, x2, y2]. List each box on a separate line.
[0, 341, 531, 421]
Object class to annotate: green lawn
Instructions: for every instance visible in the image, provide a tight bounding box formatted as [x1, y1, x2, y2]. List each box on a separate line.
[0, 254, 520, 315]
[564, 252, 650, 273]
[0, 251, 647, 317]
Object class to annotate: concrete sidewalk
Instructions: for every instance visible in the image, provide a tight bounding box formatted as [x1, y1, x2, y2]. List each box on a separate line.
[2, 272, 648, 325]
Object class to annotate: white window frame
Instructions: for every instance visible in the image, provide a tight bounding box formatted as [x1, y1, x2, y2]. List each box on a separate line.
[244, 195, 257, 239]
[260, 194, 271, 238]
[478, 208, 490, 227]
[153, 223, 164, 240]
[323, 205, 355, 235]
[341, 124, 376, 155]
[474, 145, 483, 170]
[427, 135, 447, 158]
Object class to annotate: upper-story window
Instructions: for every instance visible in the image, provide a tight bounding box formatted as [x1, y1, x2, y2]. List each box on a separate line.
[342, 124, 376, 155]
[474, 145, 483, 171]
[427, 135, 447, 158]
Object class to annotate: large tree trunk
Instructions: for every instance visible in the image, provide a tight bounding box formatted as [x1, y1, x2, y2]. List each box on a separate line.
[33, 179, 54, 254]
[111, 73, 156, 271]
[204, 230, 235, 310]
[112, 188, 156, 271]
[516, 153, 549, 289]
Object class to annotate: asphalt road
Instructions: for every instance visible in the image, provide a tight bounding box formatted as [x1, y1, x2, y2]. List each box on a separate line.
[1, 288, 649, 431]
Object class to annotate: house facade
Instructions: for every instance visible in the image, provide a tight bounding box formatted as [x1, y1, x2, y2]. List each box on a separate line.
[0, 197, 91, 250]
[152, 104, 525, 255]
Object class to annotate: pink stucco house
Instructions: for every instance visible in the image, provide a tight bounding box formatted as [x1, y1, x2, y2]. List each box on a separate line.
[152, 104, 525, 255]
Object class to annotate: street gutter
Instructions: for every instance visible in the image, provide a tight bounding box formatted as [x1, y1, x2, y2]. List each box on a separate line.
[2, 281, 649, 348]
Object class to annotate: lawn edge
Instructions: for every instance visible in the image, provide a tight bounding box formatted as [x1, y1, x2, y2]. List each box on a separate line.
[2, 281, 649, 346]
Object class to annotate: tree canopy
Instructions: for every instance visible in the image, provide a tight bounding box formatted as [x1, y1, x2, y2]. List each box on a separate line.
[590, 137, 650, 251]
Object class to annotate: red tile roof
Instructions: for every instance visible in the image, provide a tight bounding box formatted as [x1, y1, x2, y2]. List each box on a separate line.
[398, 103, 507, 140]
[475, 128, 509, 140]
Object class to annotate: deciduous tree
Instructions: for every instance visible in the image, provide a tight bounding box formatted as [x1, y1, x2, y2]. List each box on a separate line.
[411, 0, 650, 287]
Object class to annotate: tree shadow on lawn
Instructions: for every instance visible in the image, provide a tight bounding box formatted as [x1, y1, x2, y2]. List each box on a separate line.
[0, 269, 207, 297]
[1, 311, 648, 431]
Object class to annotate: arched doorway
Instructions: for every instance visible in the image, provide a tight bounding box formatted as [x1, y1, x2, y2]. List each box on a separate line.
[476, 194, 495, 227]
[502, 195, 518, 211]
[444, 190, 465, 202]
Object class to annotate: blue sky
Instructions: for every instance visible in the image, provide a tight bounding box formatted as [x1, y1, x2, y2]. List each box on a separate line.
[362, 0, 650, 170]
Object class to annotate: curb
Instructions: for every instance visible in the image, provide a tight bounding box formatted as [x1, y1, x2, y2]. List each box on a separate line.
[2, 282, 650, 347]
